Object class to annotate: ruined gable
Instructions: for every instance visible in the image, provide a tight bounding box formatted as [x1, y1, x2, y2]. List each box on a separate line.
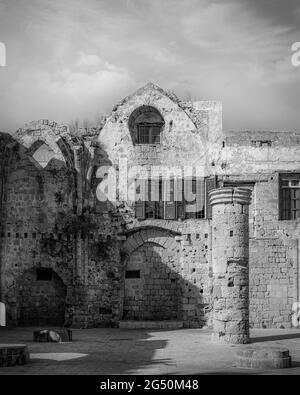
[99, 83, 221, 173]
[0, 84, 300, 330]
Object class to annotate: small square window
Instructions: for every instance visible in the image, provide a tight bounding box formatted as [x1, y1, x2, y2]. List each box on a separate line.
[125, 270, 140, 279]
[36, 268, 53, 281]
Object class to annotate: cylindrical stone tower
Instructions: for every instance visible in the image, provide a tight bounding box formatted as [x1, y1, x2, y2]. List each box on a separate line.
[209, 187, 252, 344]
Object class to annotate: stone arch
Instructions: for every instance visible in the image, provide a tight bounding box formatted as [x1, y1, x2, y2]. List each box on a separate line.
[17, 267, 67, 326]
[120, 227, 181, 321]
[15, 128, 68, 169]
[27, 140, 57, 168]
[121, 226, 180, 260]
[128, 105, 165, 145]
[122, 241, 181, 321]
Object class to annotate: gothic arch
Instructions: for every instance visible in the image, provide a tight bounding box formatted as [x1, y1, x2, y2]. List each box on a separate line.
[14, 127, 74, 169]
[121, 227, 180, 259]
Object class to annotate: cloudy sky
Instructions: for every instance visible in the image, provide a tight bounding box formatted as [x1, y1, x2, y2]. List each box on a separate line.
[0, 0, 299, 132]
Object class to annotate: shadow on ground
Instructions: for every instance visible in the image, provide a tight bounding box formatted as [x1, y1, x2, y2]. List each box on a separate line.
[0, 326, 171, 375]
[250, 332, 300, 343]
[2, 327, 300, 375]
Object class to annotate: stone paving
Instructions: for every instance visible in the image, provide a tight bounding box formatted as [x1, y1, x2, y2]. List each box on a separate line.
[0, 327, 300, 375]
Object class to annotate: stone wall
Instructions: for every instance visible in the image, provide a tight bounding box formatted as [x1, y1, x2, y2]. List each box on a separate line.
[1, 83, 300, 330]
[123, 242, 180, 321]
[249, 238, 295, 328]
[0, 127, 75, 325]
[121, 224, 212, 327]
[220, 172, 299, 329]
[18, 268, 67, 326]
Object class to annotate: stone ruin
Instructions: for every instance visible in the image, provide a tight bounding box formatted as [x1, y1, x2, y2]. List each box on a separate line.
[0, 83, 300, 339]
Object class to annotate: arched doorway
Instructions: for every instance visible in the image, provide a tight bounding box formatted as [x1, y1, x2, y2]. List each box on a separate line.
[123, 242, 180, 321]
[18, 268, 67, 326]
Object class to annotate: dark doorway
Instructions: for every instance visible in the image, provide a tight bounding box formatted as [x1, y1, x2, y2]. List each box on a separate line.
[18, 268, 67, 326]
[123, 242, 180, 320]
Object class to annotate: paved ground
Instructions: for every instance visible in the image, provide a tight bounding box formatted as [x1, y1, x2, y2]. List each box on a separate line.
[1, 326, 300, 375]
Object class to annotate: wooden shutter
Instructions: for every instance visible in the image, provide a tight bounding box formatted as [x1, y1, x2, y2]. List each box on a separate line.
[164, 178, 176, 220]
[151, 126, 161, 144]
[151, 178, 163, 219]
[296, 189, 300, 219]
[165, 202, 176, 220]
[195, 178, 205, 218]
[135, 201, 145, 219]
[135, 179, 146, 220]
[176, 178, 185, 219]
[150, 178, 159, 202]
[291, 189, 300, 220]
[184, 178, 195, 218]
[280, 187, 291, 220]
[205, 176, 217, 219]
[145, 179, 155, 219]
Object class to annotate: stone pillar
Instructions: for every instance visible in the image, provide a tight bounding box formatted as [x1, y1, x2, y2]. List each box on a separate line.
[209, 187, 252, 344]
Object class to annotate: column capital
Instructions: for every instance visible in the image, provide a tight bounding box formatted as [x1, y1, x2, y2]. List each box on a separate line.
[209, 187, 252, 207]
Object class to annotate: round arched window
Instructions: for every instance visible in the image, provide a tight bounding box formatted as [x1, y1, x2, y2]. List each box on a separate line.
[128, 106, 165, 145]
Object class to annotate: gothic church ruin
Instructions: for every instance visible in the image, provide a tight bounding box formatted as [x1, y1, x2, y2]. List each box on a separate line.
[0, 83, 299, 330]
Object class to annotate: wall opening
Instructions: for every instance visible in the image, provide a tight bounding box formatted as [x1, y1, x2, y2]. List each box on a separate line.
[123, 242, 180, 321]
[18, 268, 67, 326]
[128, 105, 165, 145]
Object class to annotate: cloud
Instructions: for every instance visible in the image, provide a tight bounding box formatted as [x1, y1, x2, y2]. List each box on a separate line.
[76, 53, 101, 67]
[1, 61, 136, 129]
[0, 0, 299, 132]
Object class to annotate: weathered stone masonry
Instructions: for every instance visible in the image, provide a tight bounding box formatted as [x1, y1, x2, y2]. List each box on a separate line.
[210, 187, 252, 344]
[0, 83, 300, 330]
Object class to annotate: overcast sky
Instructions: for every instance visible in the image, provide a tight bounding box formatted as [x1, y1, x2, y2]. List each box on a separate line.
[0, 0, 299, 132]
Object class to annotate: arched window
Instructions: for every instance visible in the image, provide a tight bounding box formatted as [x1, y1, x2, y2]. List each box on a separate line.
[128, 106, 165, 145]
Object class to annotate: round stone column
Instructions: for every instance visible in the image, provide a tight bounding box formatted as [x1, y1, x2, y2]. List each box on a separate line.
[209, 187, 252, 344]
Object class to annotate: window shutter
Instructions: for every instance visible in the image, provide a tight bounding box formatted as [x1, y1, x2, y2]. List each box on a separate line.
[164, 178, 176, 220]
[164, 201, 176, 220]
[135, 201, 145, 219]
[296, 189, 300, 219]
[151, 126, 161, 144]
[176, 178, 185, 219]
[150, 178, 159, 202]
[183, 178, 195, 218]
[205, 176, 217, 219]
[135, 179, 146, 220]
[151, 178, 163, 219]
[280, 187, 291, 220]
[196, 177, 205, 217]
